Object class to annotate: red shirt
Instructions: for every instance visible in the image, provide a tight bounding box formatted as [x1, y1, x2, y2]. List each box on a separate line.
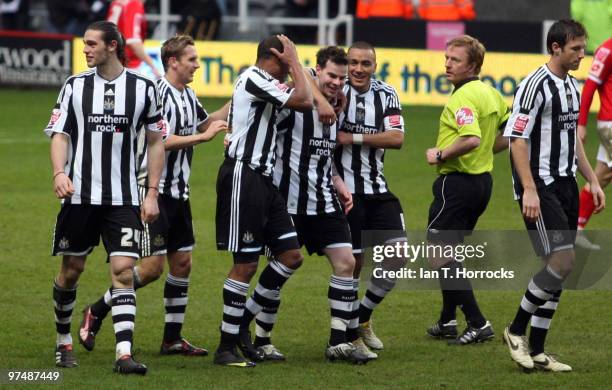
[107, 0, 147, 69]
[579, 38, 612, 125]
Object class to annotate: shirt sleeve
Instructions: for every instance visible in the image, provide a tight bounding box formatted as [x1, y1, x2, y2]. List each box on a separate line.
[195, 96, 209, 127]
[119, 1, 144, 43]
[588, 44, 611, 85]
[503, 79, 543, 139]
[245, 71, 293, 108]
[451, 101, 481, 138]
[383, 88, 404, 132]
[44, 80, 73, 138]
[143, 81, 164, 133]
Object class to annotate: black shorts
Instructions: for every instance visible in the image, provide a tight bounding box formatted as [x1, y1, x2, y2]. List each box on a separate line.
[346, 192, 406, 254]
[52, 204, 142, 258]
[292, 211, 353, 256]
[518, 178, 578, 257]
[140, 190, 195, 257]
[216, 159, 299, 261]
[427, 172, 492, 244]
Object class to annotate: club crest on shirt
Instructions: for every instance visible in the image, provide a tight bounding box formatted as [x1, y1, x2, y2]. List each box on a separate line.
[242, 231, 254, 244]
[513, 114, 530, 133]
[455, 107, 474, 126]
[104, 97, 115, 111]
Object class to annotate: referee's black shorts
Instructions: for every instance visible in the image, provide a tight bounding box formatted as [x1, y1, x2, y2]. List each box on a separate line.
[216, 158, 299, 263]
[427, 172, 492, 244]
[518, 177, 578, 257]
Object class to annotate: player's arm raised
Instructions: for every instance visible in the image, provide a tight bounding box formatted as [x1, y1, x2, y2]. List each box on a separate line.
[272, 35, 313, 111]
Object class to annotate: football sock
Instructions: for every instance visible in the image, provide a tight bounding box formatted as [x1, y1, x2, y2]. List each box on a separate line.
[240, 260, 293, 330]
[254, 299, 280, 347]
[529, 290, 562, 356]
[163, 273, 189, 343]
[345, 278, 360, 343]
[111, 287, 136, 359]
[578, 187, 595, 229]
[220, 278, 248, 349]
[509, 266, 561, 336]
[91, 266, 143, 320]
[53, 280, 76, 346]
[328, 275, 354, 346]
[359, 276, 396, 324]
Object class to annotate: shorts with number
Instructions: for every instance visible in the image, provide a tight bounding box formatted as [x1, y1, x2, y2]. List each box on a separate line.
[518, 177, 578, 257]
[140, 190, 195, 257]
[346, 192, 406, 254]
[216, 158, 299, 258]
[291, 211, 352, 256]
[52, 204, 142, 258]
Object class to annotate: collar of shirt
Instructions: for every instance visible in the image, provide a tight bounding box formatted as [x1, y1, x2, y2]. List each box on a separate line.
[451, 76, 479, 94]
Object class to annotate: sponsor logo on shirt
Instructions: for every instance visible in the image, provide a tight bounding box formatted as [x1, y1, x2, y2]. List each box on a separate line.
[47, 108, 61, 129]
[513, 114, 530, 133]
[388, 114, 402, 127]
[455, 107, 474, 126]
[87, 114, 130, 133]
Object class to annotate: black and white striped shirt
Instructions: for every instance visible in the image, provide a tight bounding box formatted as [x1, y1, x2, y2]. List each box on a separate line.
[273, 105, 342, 215]
[137, 77, 208, 200]
[504, 65, 580, 196]
[226, 66, 293, 176]
[44, 68, 163, 206]
[335, 79, 404, 194]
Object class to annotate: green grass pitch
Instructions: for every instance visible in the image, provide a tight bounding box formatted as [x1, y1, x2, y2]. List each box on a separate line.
[0, 89, 610, 388]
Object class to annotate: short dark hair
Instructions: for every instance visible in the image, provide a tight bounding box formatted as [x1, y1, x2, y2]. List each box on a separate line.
[348, 41, 376, 58]
[316, 46, 348, 68]
[257, 36, 283, 61]
[87, 21, 126, 64]
[546, 19, 587, 54]
[161, 34, 195, 71]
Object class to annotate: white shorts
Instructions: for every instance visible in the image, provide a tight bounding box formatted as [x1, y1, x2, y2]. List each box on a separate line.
[596, 121, 612, 168]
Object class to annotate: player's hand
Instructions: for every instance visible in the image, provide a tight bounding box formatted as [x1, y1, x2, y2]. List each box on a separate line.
[270, 35, 298, 66]
[578, 124, 587, 144]
[521, 187, 540, 222]
[426, 147, 440, 165]
[333, 176, 353, 214]
[317, 98, 337, 125]
[141, 190, 160, 223]
[336, 130, 353, 145]
[334, 92, 347, 116]
[223, 132, 230, 150]
[53, 172, 74, 199]
[590, 181, 606, 213]
[201, 120, 228, 141]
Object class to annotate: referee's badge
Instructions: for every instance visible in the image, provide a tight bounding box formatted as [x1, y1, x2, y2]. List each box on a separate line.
[455, 107, 474, 126]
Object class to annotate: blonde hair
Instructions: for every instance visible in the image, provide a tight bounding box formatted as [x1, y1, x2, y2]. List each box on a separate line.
[161, 35, 195, 71]
[447, 35, 485, 75]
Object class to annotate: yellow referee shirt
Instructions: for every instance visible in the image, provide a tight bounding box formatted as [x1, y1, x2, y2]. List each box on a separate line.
[436, 79, 510, 175]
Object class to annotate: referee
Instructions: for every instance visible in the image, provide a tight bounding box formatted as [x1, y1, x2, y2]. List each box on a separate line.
[425, 35, 509, 345]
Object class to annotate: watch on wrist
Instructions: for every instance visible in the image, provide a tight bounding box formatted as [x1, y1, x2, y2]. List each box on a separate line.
[436, 150, 445, 162]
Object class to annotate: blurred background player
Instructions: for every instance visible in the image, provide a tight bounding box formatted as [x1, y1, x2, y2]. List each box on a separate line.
[334, 41, 407, 356]
[79, 34, 228, 357]
[46, 20, 164, 374]
[575, 36, 612, 250]
[107, 0, 162, 78]
[214, 35, 312, 367]
[502, 19, 605, 373]
[425, 35, 508, 345]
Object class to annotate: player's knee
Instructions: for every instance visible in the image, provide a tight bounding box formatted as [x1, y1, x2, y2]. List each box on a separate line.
[113, 267, 134, 287]
[61, 256, 85, 283]
[332, 252, 355, 276]
[231, 262, 259, 281]
[279, 250, 303, 270]
[169, 253, 192, 278]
